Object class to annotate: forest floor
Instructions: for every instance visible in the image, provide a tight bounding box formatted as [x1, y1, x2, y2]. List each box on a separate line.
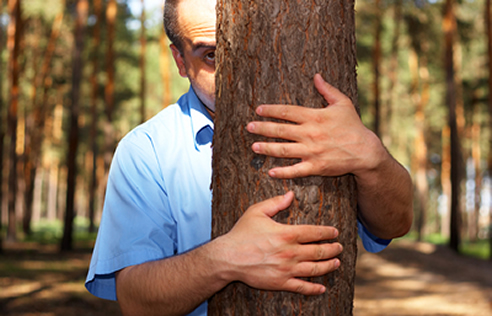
[0, 239, 491, 316]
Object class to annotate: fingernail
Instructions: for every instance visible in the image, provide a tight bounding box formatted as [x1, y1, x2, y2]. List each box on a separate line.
[319, 286, 326, 294]
[338, 243, 343, 252]
[334, 259, 340, 268]
[256, 106, 263, 115]
[252, 143, 260, 152]
[269, 170, 276, 177]
[333, 229, 339, 238]
[247, 123, 255, 132]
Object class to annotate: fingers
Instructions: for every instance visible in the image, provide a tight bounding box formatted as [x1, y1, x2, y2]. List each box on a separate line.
[247, 121, 302, 142]
[252, 142, 306, 160]
[282, 278, 326, 296]
[254, 104, 313, 124]
[268, 162, 313, 179]
[293, 258, 341, 278]
[255, 191, 295, 218]
[293, 225, 339, 243]
[314, 73, 347, 105]
[281, 258, 341, 295]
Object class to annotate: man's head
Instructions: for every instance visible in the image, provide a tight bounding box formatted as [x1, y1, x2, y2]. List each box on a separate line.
[164, 0, 217, 112]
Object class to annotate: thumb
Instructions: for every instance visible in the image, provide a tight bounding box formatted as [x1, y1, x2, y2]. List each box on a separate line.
[314, 73, 345, 105]
[261, 191, 295, 218]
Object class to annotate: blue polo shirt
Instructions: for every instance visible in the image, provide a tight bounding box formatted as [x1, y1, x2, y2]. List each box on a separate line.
[85, 87, 390, 315]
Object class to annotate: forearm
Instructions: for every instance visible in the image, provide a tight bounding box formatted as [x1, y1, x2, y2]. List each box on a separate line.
[355, 147, 413, 240]
[116, 239, 229, 316]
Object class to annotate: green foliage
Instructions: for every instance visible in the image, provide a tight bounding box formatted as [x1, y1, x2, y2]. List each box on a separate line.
[22, 218, 98, 245]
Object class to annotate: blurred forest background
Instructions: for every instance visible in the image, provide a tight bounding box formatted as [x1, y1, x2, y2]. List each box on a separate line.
[2, 0, 492, 314]
[0, 0, 491, 270]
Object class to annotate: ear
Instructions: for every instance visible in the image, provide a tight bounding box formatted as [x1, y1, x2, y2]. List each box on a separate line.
[170, 44, 188, 78]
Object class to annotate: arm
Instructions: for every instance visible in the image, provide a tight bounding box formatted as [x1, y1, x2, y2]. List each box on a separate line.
[246, 74, 413, 240]
[116, 192, 342, 316]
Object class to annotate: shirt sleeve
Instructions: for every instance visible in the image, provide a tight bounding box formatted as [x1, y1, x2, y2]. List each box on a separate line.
[357, 220, 391, 253]
[85, 131, 176, 301]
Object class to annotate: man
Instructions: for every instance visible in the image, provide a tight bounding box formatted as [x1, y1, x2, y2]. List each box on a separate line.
[85, 0, 413, 315]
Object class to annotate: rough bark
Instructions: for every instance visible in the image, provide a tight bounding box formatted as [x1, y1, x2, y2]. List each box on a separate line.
[443, 0, 462, 253]
[6, 0, 22, 242]
[61, 0, 88, 251]
[210, 1, 359, 315]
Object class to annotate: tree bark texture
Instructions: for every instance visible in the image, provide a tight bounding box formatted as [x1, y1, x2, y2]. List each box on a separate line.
[210, 1, 359, 315]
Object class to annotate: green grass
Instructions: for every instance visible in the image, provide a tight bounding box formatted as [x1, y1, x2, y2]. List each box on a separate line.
[399, 231, 490, 260]
[20, 217, 98, 245]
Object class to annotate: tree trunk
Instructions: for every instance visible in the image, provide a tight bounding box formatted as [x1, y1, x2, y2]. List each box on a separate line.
[6, 0, 22, 242]
[441, 126, 451, 239]
[384, 0, 402, 147]
[139, 0, 146, 123]
[373, 0, 382, 137]
[61, 0, 88, 251]
[469, 95, 481, 242]
[443, 0, 462, 253]
[210, 1, 359, 315]
[88, 0, 102, 233]
[0, 0, 6, 252]
[485, 0, 492, 260]
[160, 34, 172, 108]
[101, 0, 118, 201]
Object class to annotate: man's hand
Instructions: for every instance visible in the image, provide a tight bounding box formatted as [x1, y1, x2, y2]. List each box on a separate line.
[217, 191, 343, 296]
[246, 74, 413, 240]
[246, 73, 384, 179]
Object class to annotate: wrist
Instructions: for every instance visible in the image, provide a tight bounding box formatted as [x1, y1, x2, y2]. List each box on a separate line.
[353, 129, 389, 183]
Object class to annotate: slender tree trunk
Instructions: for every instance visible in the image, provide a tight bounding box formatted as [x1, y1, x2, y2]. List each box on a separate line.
[0, 0, 6, 252]
[441, 126, 451, 238]
[139, 0, 146, 123]
[384, 0, 402, 147]
[373, 0, 382, 137]
[6, 0, 22, 242]
[88, 0, 102, 233]
[409, 47, 429, 241]
[210, 1, 358, 314]
[444, 0, 462, 253]
[160, 33, 172, 108]
[485, 0, 492, 260]
[61, 0, 88, 251]
[101, 0, 118, 198]
[469, 96, 481, 242]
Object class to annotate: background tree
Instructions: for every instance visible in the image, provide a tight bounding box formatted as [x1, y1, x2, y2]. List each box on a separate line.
[444, 0, 462, 253]
[60, 0, 88, 251]
[210, 0, 359, 314]
[0, 0, 5, 253]
[6, 0, 22, 242]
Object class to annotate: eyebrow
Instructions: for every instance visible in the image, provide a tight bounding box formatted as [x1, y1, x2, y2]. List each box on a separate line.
[191, 41, 216, 52]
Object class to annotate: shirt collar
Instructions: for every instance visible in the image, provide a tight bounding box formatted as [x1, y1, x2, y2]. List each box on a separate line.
[187, 87, 214, 149]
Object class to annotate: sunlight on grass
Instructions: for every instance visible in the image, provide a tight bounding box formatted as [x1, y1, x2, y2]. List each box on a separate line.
[400, 231, 490, 260]
[22, 217, 98, 245]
